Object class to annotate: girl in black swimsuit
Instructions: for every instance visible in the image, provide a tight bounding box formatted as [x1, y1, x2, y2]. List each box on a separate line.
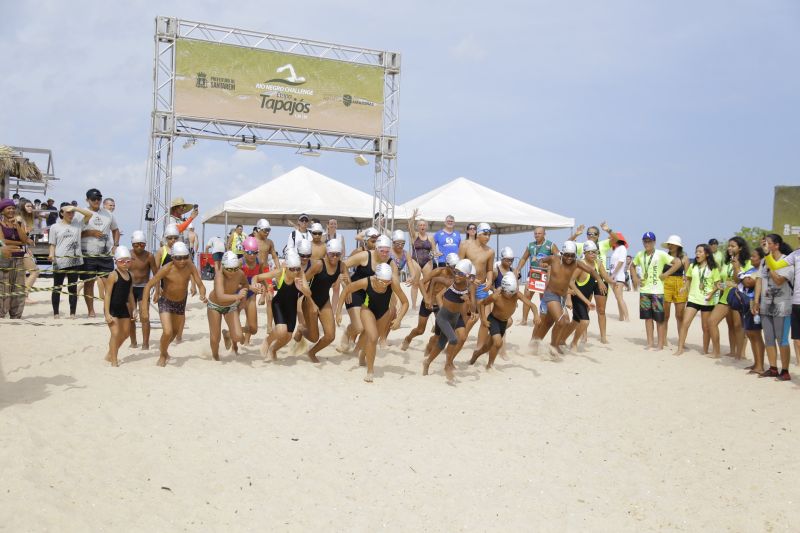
[251, 251, 313, 361]
[103, 247, 135, 367]
[298, 239, 344, 362]
[336, 263, 409, 383]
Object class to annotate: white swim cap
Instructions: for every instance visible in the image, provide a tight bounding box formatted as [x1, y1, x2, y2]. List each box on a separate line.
[326, 239, 343, 254]
[365, 227, 379, 238]
[376, 235, 392, 249]
[392, 229, 406, 242]
[171, 242, 190, 257]
[114, 245, 131, 261]
[500, 246, 514, 259]
[562, 241, 577, 254]
[296, 239, 312, 255]
[583, 240, 598, 253]
[375, 262, 393, 281]
[476, 222, 492, 234]
[256, 218, 271, 230]
[446, 253, 460, 268]
[455, 258, 473, 275]
[222, 251, 240, 269]
[310, 222, 324, 233]
[208, 237, 226, 254]
[285, 251, 301, 268]
[501, 272, 518, 293]
[164, 223, 180, 238]
[131, 230, 146, 244]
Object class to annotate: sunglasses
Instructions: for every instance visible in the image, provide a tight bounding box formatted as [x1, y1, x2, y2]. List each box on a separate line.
[327, 252, 341, 257]
[311, 232, 323, 236]
[132, 242, 146, 246]
[562, 253, 577, 259]
[467, 227, 476, 231]
[89, 197, 102, 202]
[298, 218, 309, 223]
[224, 267, 240, 272]
[166, 236, 178, 241]
[116, 259, 131, 264]
[454, 271, 467, 277]
[299, 253, 311, 259]
[288, 267, 301, 272]
[259, 228, 271, 233]
[173, 255, 190, 261]
[245, 251, 258, 255]
[586, 232, 599, 237]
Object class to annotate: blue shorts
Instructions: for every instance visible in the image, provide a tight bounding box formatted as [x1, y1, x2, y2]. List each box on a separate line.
[476, 283, 489, 301]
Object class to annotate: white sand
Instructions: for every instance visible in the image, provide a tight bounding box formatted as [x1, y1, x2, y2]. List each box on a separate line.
[2, 282, 799, 531]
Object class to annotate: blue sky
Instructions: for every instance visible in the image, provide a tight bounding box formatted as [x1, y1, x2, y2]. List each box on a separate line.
[2, 0, 798, 257]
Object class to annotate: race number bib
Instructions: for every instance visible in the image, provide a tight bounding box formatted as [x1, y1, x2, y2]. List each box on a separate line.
[528, 267, 548, 293]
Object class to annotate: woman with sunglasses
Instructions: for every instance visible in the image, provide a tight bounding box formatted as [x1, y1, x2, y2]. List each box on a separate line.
[673, 244, 721, 356]
[407, 208, 436, 310]
[206, 251, 249, 360]
[464, 223, 478, 241]
[336, 262, 408, 383]
[103, 246, 135, 367]
[707, 237, 750, 359]
[337, 235, 396, 354]
[252, 250, 313, 361]
[296, 239, 344, 362]
[240, 237, 266, 346]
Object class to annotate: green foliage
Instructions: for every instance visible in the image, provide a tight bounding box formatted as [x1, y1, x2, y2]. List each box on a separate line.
[735, 226, 770, 251]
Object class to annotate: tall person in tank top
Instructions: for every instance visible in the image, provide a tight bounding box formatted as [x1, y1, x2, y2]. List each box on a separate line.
[407, 208, 436, 310]
[515, 227, 558, 325]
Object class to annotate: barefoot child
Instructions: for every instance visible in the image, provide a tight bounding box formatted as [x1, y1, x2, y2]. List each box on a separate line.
[530, 241, 607, 359]
[207, 251, 249, 360]
[240, 237, 266, 346]
[401, 252, 459, 351]
[335, 263, 409, 382]
[251, 251, 313, 361]
[129, 230, 157, 349]
[422, 258, 474, 383]
[141, 242, 207, 366]
[470, 272, 537, 369]
[103, 246, 135, 367]
[300, 238, 344, 362]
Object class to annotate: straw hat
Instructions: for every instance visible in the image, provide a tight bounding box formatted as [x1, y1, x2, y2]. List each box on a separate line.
[661, 235, 683, 249]
[170, 197, 193, 215]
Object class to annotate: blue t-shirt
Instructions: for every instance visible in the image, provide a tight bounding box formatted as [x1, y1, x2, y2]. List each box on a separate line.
[434, 229, 461, 261]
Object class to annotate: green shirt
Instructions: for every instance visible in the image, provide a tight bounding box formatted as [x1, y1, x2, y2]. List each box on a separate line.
[633, 249, 673, 295]
[719, 260, 752, 302]
[576, 239, 611, 260]
[686, 263, 721, 306]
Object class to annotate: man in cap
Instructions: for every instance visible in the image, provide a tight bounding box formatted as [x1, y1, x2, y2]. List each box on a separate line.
[285, 213, 312, 254]
[632, 232, 683, 351]
[129, 230, 158, 349]
[530, 241, 607, 359]
[169, 197, 199, 239]
[79, 188, 120, 317]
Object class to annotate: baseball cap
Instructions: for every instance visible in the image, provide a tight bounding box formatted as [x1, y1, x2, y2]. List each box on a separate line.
[86, 188, 102, 200]
[642, 232, 656, 242]
[298, 213, 309, 222]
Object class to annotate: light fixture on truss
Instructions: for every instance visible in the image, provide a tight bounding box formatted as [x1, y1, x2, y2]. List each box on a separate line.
[298, 142, 321, 157]
[235, 135, 258, 151]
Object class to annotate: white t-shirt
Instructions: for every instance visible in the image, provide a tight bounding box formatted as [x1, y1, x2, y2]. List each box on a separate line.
[80, 208, 118, 255]
[779, 250, 800, 306]
[285, 229, 311, 254]
[610, 245, 628, 283]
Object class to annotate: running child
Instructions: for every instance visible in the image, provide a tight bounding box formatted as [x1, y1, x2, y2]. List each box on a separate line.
[207, 251, 249, 360]
[129, 230, 157, 349]
[103, 246, 135, 367]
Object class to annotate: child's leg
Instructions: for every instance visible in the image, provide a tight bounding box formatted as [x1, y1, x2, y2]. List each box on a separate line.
[158, 312, 174, 366]
[106, 319, 122, 367]
[207, 307, 223, 360]
[487, 334, 504, 368]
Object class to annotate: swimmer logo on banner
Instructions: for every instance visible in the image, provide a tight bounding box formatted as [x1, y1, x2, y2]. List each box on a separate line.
[174, 39, 385, 137]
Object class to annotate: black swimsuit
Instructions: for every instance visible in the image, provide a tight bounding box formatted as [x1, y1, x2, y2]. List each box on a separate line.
[109, 269, 132, 319]
[272, 270, 301, 332]
[310, 259, 341, 309]
[363, 277, 393, 320]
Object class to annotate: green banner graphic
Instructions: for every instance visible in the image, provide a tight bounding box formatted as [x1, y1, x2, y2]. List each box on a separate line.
[175, 39, 385, 137]
[773, 185, 800, 249]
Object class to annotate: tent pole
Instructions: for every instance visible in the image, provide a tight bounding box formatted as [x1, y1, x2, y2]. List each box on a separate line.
[224, 212, 229, 243]
[201, 223, 206, 262]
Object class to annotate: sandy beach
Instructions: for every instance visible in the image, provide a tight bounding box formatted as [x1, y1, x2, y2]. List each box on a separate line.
[2, 282, 798, 531]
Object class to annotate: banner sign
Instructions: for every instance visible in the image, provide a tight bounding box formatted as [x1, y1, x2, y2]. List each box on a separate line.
[773, 186, 800, 249]
[174, 39, 385, 137]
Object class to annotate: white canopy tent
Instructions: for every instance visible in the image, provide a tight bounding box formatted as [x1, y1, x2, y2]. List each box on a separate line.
[200, 166, 376, 230]
[399, 177, 574, 234]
